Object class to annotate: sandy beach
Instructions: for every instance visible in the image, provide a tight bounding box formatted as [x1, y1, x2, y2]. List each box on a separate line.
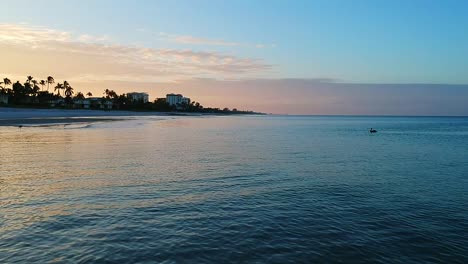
[0, 107, 172, 126]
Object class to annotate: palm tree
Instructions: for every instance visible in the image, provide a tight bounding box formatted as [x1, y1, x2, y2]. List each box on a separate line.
[86, 92, 93, 97]
[3, 78, 11, 90]
[31, 80, 39, 97]
[64, 85, 74, 106]
[32, 84, 40, 97]
[63, 81, 70, 96]
[39, 80, 46, 91]
[54, 83, 64, 96]
[64, 85, 74, 98]
[27, 76, 34, 84]
[47, 76, 54, 92]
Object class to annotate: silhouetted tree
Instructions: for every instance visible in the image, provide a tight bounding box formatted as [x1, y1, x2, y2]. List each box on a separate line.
[1, 74, 257, 114]
[31, 80, 39, 98]
[32, 84, 40, 97]
[47, 76, 54, 92]
[24, 82, 33, 96]
[63, 81, 70, 96]
[64, 84, 74, 105]
[55, 83, 63, 96]
[39, 80, 46, 91]
[103, 89, 111, 98]
[74, 92, 85, 100]
[108, 90, 118, 100]
[12, 81, 26, 103]
[64, 85, 74, 97]
[115, 93, 130, 108]
[3, 78, 11, 93]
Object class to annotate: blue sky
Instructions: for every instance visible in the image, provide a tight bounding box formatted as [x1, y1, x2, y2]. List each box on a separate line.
[1, 0, 468, 114]
[4, 0, 468, 83]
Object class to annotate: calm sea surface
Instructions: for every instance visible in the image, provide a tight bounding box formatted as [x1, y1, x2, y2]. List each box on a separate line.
[1, 115, 467, 263]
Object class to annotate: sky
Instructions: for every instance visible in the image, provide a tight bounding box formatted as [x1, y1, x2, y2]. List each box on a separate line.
[1, 0, 468, 115]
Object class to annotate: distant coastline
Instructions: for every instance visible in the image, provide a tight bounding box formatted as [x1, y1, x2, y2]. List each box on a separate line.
[0, 75, 264, 119]
[0, 106, 264, 127]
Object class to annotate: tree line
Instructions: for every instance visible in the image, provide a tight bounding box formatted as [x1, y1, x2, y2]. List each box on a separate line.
[0, 76, 78, 106]
[0, 75, 259, 114]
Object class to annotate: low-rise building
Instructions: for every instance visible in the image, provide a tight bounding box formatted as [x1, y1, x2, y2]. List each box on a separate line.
[73, 99, 91, 109]
[127, 92, 149, 103]
[49, 98, 64, 108]
[102, 100, 113, 110]
[87, 97, 113, 110]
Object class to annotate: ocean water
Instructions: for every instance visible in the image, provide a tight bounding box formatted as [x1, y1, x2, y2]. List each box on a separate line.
[0, 115, 467, 263]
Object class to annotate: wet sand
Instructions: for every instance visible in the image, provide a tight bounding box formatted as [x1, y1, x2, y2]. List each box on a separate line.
[0, 117, 123, 127]
[0, 107, 168, 126]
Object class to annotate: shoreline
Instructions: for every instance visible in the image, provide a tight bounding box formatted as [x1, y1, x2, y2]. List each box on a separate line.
[0, 117, 123, 127]
[0, 107, 173, 127]
[0, 107, 258, 127]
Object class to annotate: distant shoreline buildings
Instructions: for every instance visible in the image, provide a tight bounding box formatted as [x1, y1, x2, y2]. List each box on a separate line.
[1, 75, 259, 114]
[69, 92, 190, 110]
[127, 92, 149, 103]
[166, 93, 190, 107]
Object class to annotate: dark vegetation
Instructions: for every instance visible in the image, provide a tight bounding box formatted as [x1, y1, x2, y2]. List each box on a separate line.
[0, 76, 261, 115]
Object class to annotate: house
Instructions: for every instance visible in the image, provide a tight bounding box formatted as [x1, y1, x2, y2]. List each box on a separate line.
[127, 92, 149, 103]
[87, 97, 113, 110]
[0, 94, 8, 104]
[166, 93, 190, 106]
[49, 98, 64, 107]
[73, 99, 91, 109]
[103, 100, 113, 109]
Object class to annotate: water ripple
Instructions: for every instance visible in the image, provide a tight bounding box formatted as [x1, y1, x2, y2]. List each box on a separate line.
[1, 116, 467, 263]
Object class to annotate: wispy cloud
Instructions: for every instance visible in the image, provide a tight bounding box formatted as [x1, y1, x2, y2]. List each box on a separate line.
[0, 23, 108, 44]
[168, 34, 240, 46]
[0, 23, 272, 83]
[137, 28, 273, 48]
[77, 34, 111, 43]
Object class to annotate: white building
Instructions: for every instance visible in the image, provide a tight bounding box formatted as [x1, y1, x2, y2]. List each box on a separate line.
[127, 92, 149, 103]
[166, 93, 190, 106]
